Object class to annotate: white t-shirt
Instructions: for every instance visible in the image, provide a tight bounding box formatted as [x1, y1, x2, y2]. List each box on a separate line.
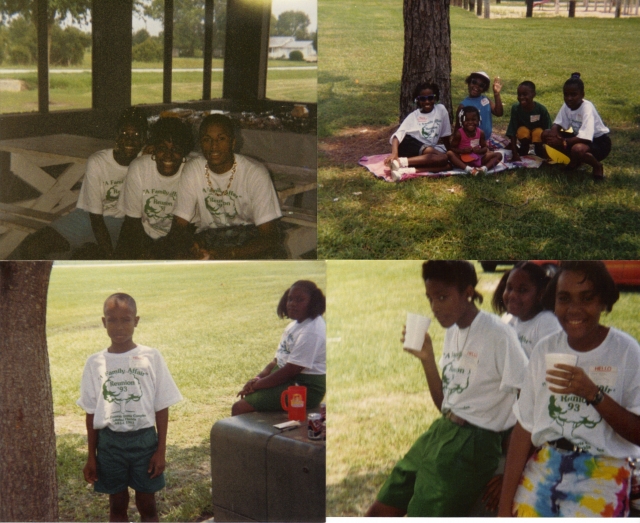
[391, 105, 452, 147]
[274, 316, 326, 375]
[77, 148, 130, 218]
[553, 100, 610, 141]
[77, 344, 183, 432]
[515, 328, 640, 458]
[118, 155, 183, 239]
[173, 154, 282, 233]
[439, 310, 529, 432]
[507, 310, 562, 358]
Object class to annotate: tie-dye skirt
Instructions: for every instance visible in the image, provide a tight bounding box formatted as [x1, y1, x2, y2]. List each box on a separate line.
[513, 443, 632, 517]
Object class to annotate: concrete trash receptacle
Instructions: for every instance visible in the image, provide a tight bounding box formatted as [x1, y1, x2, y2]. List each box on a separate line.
[210, 410, 325, 522]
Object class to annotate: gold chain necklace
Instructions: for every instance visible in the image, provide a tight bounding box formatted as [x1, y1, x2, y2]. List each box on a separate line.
[205, 158, 237, 196]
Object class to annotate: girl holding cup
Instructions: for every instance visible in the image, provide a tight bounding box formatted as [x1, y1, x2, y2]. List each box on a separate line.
[366, 261, 527, 517]
[231, 281, 326, 416]
[498, 261, 640, 517]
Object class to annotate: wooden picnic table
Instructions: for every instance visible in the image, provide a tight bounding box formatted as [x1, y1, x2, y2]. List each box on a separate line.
[0, 134, 113, 258]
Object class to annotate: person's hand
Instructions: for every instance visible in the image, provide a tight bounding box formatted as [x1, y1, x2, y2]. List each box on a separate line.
[83, 456, 98, 484]
[482, 474, 503, 513]
[493, 77, 502, 95]
[472, 146, 483, 154]
[237, 378, 260, 398]
[546, 364, 599, 401]
[461, 146, 474, 154]
[545, 133, 564, 149]
[384, 154, 398, 167]
[402, 327, 434, 362]
[148, 450, 166, 479]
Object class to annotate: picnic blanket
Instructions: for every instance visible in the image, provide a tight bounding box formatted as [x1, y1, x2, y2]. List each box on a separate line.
[359, 134, 544, 182]
[359, 149, 544, 182]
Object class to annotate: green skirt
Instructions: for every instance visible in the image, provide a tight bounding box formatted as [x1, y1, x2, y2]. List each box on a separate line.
[244, 366, 326, 411]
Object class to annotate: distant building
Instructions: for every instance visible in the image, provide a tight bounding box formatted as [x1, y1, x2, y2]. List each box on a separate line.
[268, 36, 317, 61]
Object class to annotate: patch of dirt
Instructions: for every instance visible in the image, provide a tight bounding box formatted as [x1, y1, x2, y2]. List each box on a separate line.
[320, 125, 396, 166]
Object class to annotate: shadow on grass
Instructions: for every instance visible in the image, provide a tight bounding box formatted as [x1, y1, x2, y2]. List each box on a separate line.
[56, 433, 213, 522]
[319, 157, 640, 259]
[326, 469, 390, 517]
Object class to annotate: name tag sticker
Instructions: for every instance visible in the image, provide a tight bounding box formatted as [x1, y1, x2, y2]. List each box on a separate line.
[470, 139, 480, 148]
[588, 365, 618, 388]
[530, 114, 540, 122]
[460, 349, 479, 372]
[481, 97, 490, 106]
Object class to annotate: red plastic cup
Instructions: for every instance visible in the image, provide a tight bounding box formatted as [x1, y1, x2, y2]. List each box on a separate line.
[280, 385, 307, 421]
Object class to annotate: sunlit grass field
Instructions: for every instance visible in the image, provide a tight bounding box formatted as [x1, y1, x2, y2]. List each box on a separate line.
[318, 3, 640, 259]
[325, 260, 640, 516]
[47, 260, 325, 522]
[0, 55, 317, 114]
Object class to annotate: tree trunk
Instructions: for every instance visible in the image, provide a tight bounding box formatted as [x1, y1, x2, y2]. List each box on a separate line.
[0, 262, 57, 522]
[526, 0, 534, 17]
[469, 0, 475, 12]
[476, 0, 482, 15]
[400, 0, 452, 121]
[463, 0, 469, 9]
[484, 0, 491, 18]
[615, 0, 622, 16]
[569, 1, 577, 16]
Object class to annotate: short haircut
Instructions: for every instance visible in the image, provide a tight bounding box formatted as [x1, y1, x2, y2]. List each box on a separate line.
[199, 114, 236, 141]
[413, 82, 440, 100]
[277, 280, 326, 319]
[564, 72, 584, 93]
[492, 261, 551, 315]
[116, 106, 148, 139]
[519, 80, 536, 92]
[465, 73, 490, 92]
[104, 293, 137, 315]
[422, 261, 483, 304]
[541, 261, 619, 313]
[150, 117, 194, 155]
[461, 105, 480, 122]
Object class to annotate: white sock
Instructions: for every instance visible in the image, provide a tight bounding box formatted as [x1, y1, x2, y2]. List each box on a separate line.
[399, 157, 409, 167]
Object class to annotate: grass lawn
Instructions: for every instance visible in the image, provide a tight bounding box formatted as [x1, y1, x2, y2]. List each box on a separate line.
[318, 2, 640, 259]
[0, 56, 317, 114]
[325, 260, 640, 516]
[47, 260, 325, 522]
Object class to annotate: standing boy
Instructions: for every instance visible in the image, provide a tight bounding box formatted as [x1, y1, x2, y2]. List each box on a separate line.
[77, 293, 182, 522]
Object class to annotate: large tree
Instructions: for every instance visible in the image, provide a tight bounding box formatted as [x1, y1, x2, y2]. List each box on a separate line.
[400, 0, 452, 121]
[0, 261, 57, 522]
[273, 10, 311, 40]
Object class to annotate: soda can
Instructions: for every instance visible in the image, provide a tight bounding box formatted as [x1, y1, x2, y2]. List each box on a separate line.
[307, 413, 323, 440]
[320, 402, 326, 421]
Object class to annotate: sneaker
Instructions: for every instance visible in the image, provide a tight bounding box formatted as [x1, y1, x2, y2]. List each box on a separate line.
[479, 166, 488, 175]
[465, 165, 475, 175]
[390, 159, 401, 171]
[391, 167, 416, 181]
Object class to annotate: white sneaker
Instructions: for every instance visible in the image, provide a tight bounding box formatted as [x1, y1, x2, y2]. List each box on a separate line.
[391, 167, 416, 181]
[479, 166, 488, 174]
[390, 159, 401, 171]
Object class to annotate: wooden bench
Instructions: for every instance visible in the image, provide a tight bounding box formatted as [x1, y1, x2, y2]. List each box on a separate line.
[210, 410, 325, 522]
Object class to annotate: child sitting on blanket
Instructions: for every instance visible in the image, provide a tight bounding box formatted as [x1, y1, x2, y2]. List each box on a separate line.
[506, 81, 551, 162]
[385, 82, 452, 180]
[447, 106, 502, 175]
[455, 71, 503, 149]
[541, 73, 611, 181]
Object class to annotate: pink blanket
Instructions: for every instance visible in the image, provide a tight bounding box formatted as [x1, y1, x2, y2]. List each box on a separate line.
[359, 150, 544, 182]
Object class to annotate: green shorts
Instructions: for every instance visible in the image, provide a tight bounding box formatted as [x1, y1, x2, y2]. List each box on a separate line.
[377, 415, 503, 517]
[94, 426, 165, 495]
[243, 366, 326, 411]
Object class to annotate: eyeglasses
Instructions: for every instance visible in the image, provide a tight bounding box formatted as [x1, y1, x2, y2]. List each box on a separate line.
[416, 95, 437, 102]
[470, 78, 488, 88]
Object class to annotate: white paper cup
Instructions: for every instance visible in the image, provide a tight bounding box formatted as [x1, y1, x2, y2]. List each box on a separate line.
[545, 353, 578, 373]
[404, 312, 431, 351]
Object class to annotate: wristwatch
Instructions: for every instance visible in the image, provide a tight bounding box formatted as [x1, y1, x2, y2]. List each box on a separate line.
[588, 389, 605, 406]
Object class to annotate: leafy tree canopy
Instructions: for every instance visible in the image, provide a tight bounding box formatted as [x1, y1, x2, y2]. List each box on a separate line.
[273, 10, 311, 40]
[0, 0, 91, 26]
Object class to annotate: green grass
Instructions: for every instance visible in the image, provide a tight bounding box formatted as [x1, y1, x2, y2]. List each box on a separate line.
[318, 2, 640, 259]
[325, 260, 640, 516]
[47, 260, 325, 522]
[0, 55, 317, 113]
